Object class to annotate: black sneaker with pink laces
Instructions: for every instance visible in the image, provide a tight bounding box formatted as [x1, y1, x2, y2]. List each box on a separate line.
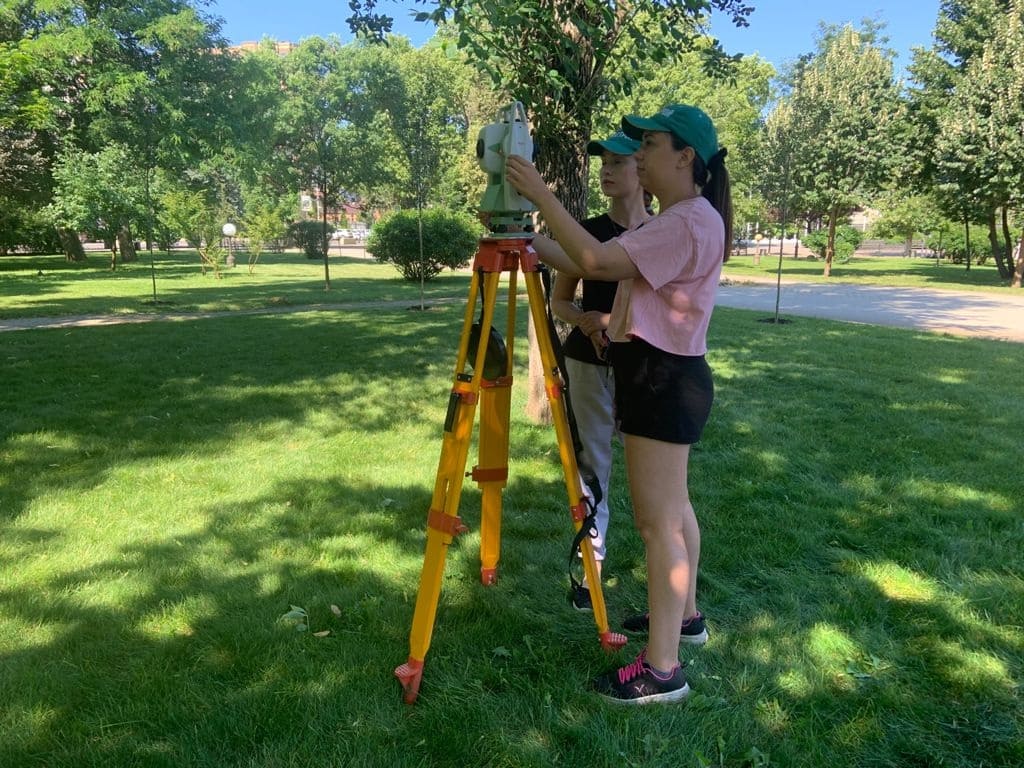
[591, 651, 690, 705]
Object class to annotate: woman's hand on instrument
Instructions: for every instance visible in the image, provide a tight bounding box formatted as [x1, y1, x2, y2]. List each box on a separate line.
[505, 154, 549, 205]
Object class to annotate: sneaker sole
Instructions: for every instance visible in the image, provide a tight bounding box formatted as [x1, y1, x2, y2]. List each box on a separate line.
[599, 682, 691, 706]
[572, 603, 593, 613]
[623, 625, 710, 645]
[681, 629, 709, 645]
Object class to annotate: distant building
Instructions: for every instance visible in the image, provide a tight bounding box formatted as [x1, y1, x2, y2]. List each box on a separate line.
[229, 40, 297, 56]
[849, 207, 880, 232]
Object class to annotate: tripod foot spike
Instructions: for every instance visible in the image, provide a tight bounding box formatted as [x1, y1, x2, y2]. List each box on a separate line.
[600, 631, 628, 652]
[480, 567, 497, 585]
[394, 657, 424, 704]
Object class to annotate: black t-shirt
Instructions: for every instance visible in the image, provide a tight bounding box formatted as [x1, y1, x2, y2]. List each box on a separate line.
[562, 213, 623, 365]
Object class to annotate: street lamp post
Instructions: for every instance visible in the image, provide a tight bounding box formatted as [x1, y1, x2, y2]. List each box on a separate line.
[222, 222, 237, 267]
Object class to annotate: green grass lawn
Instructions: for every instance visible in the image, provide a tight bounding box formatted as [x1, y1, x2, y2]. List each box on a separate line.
[723, 250, 1014, 292]
[0, 249, 471, 319]
[1, 246, 1018, 325]
[2, 269, 1021, 766]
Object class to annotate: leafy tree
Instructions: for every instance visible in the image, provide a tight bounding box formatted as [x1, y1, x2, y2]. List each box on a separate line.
[369, 38, 473, 305]
[755, 93, 807, 256]
[0, 126, 52, 255]
[349, 1, 753, 220]
[2, 1, 239, 263]
[382, 41, 470, 209]
[0, 10, 64, 255]
[910, 0, 1024, 283]
[46, 144, 146, 269]
[156, 178, 229, 277]
[868, 193, 938, 256]
[272, 36, 378, 290]
[240, 187, 291, 274]
[964, 0, 1024, 282]
[767, 24, 903, 277]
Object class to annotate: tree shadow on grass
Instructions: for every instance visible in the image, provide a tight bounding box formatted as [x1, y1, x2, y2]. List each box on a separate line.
[0, 307, 464, 523]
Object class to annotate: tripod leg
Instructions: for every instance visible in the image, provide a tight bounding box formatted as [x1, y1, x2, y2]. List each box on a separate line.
[396, 272, 501, 703]
[523, 270, 627, 652]
[476, 271, 515, 584]
[476, 379, 511, 584]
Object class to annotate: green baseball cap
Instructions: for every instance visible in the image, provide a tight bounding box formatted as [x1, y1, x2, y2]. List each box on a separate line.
[621, 104, 719, 165]
[586, 131, 641, 157]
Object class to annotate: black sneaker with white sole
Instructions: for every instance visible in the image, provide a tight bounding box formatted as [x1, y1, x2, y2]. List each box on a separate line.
[622, 610, 708, 645]
[592, 651, 690, 705]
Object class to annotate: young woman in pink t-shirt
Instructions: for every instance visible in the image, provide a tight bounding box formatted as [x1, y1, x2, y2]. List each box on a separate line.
[506, 104, 732, 705]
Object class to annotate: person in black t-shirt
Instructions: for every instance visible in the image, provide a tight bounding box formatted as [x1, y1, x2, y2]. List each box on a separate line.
[551, 131, 650, 611]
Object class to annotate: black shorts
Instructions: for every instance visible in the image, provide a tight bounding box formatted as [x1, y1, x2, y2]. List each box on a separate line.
[609, 338, 714, 444]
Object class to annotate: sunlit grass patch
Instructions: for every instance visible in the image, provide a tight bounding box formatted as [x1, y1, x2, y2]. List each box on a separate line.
[863, 561, 942, 604]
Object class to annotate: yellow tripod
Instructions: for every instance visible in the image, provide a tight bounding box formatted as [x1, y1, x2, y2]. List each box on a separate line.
[394, 236, 627, 703]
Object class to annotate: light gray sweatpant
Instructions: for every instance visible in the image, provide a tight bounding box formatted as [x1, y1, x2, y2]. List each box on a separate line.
[565, 357, 618, 561]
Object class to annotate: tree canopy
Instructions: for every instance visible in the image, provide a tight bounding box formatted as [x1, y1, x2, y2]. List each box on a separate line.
[347, 1, 754, 220]
[2, 0, 1022, 288]
[760, 23, 903, 276]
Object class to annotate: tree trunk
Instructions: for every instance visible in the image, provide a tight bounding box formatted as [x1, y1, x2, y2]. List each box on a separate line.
[57, 227, 87, 262]
[117, 227, 138, 263]
[987, 210, 1008, 277]
[534, 123, 589, 221]
[823, 208, 837, 278]
[1000, 206, 1014, 278]
[321, 175, 331, 290]
[964, 215, 971, 272]
[1012, 229, 1024, 288]
[523, 116, 591, 424]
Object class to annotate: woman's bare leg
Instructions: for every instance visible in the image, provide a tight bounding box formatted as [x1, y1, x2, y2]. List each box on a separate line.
[623, 434, 699, 672]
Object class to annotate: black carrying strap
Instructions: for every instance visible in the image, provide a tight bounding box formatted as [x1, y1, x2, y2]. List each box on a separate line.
[537, 265, 602, 590]
[468, 269, 507, 381]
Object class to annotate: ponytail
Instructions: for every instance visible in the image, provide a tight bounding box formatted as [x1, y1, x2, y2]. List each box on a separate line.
[703, 157, 733, 264]
[674, 137, 734, 263]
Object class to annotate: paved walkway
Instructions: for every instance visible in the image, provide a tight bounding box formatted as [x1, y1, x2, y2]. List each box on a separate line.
[2, 280, 1022, 343]
[716, 278, 1024, 343]
[0, 299, 460, 334]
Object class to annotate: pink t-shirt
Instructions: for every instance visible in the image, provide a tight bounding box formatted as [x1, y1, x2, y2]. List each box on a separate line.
[608, 196, 724, 356]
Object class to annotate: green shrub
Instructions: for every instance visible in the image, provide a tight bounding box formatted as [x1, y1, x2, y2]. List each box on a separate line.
[0, 206, 61, 255]
[924, 223, 989, 264]
[368, 207, 484, 282]
[288, 220, 329, 260]
[802, 224, 863, 262]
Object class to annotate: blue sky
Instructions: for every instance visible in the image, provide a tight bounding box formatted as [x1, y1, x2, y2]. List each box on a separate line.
[209, 0, 940, 77]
